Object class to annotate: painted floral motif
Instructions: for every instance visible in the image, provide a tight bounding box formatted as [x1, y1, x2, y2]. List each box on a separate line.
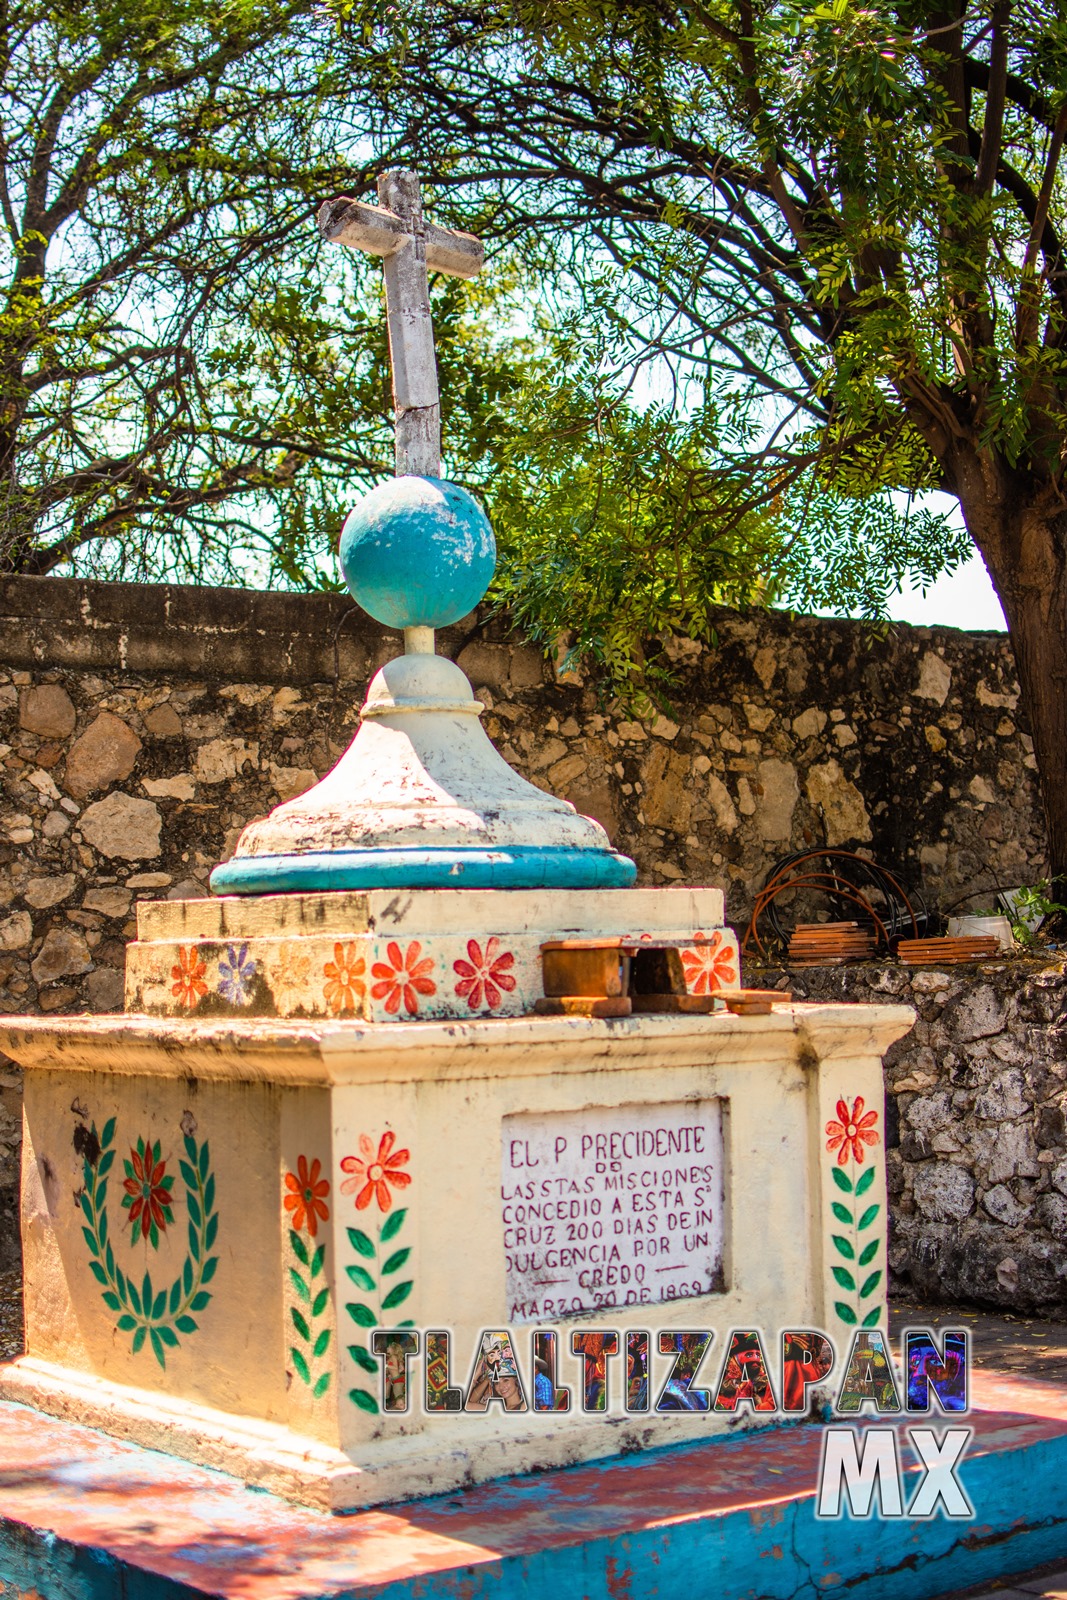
[825, 1097, 880, 1166]
[217, 943, 257, 1005]
[371, 940, 435, 1016]
[284, 1155, 331, 1237]
[680, 931, 738, 994]
[323, 942, 366, 1015]
[121, 1135, 175, 1247]
[81, 1115, 219, 1368]
[453, 937, 517, 1011]
[342, 1132, 415, 1417]
[340, 1131, 411, 1212]
[826, 1096, 883, 1331]
[284, 1155, 333, 1398]
[171, 945, 207, 1008]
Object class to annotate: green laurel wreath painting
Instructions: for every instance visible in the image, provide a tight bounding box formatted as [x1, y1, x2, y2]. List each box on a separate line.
[79, 1117, 220, 1369]
[825, 1095, 884, 1331]
[339, 1131, 414, 1416]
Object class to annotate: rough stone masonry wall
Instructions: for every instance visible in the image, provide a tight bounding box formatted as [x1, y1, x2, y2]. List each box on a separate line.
[0, 573, 1051, 1287]
[752, 960, 1067, 1316]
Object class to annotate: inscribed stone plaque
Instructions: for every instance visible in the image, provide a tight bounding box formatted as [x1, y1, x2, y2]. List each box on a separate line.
[501, 1099, 725, 1321]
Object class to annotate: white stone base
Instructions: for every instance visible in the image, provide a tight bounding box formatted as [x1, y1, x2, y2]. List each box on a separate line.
[0, 1353, 781, 1512]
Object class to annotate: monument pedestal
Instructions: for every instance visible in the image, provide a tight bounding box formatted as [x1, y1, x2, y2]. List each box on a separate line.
[0, 913, 911, 1509]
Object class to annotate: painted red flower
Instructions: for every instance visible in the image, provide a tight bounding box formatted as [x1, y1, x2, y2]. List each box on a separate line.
[171, 944, 207, 1007]
[122, 1135, 175, 1246]
[371, 940, 436, 1016]
[340, 1131, 411, 1212]
[323, 941, 365, 1015]
[680, 932, 738, 995]
[453, 937, 517, 1011]
[284, 1155, 330, 1236]
[825, 1096, 880, 1165]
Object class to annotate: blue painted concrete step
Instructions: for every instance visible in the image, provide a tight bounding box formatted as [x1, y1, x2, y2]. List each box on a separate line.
[0, 1368, 1064, 1600]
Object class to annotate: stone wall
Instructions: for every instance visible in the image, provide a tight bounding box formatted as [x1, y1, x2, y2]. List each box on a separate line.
[752, 959, 1067, 1315]
[0, 572, 1052, 1289]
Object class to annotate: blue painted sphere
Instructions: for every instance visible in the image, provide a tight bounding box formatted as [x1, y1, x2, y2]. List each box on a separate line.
[339, 476, 496, 630]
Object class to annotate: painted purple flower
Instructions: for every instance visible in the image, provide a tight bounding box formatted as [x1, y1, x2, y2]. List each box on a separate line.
[218, 942, 257, 1005]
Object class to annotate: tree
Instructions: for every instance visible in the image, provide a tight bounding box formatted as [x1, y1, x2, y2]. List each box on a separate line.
[0, 0, 399, 583]
[332, 0, 1067, 880]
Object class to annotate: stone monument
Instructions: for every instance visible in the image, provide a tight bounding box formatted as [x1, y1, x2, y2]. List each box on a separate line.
[0, 171, 912, 1511]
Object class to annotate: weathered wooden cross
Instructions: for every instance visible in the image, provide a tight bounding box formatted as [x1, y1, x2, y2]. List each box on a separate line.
[317, 170, 484, 478]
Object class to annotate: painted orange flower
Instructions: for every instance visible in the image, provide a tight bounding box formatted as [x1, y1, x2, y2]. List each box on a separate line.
[453, 937, 517, 1011]
[323, 941, 366, 1015]
[825, 1097, 880, 1165]
[680, 932, 738, 995]
[340, 1131, 411, 1212]
[171, 944, 207, 1007]
[122, 1135, 175, 1245]
[284, 1155, 331, 1236]
[371, 940, 436, 1016]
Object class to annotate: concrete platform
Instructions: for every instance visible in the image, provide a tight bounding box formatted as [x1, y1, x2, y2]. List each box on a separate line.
[1, 1367, 1066, 1600]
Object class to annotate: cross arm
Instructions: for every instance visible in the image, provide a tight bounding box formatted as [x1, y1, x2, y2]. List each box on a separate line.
[317, 196, 484, 279]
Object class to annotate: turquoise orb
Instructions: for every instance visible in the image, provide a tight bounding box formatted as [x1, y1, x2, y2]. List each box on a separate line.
[340, 476, 496, 630]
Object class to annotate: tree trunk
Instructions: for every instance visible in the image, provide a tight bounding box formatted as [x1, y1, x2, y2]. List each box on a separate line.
[960, 483, 1067, 888]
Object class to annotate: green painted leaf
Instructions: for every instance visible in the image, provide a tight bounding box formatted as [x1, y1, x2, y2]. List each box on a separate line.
[152, 1290, 167, 1320]
[291, 1306, 311, 1340]
[348, 1387, 380, 1414]
[80, 1191, 93, 1223]
[184, 1134, 197, 1164]
[189, 1222, 200, 1260]
[349, 1344, 377, 1374]
[347, 1228, 375, 1258]
[179, 1160, 197, 1191]
[117, 1314, 137, 1332]
[199, 1141, 210, 1182]
[291, 1347, 311, 1384]
[115, 1268, 127, 1303]
[381, 1279, 413, 1311]
[182, 1258, 193, 1295]
[204, 1174, 216, 1213]
[157, 1325, 179, 1346]
[832, 1265, 856, 1290]
[205, 1214, 219, 1251]
[290, 1268, 311, 1303]
[310, 1245, 325, 1280]
[101, 1117, 116, 1149]
[102, 1291, 121, 1311]
[289, 1230, 309, 1267]
[190, 1291, 211, 1311]
[858, 1239, 879, 1266]
[855, 1166, 876, 1196]
[862, 1307, 882, 1328]
[831, 1234, 855, 1260]
[830, 1202, 852, 1225]
[859, 1270, 883, 1299]
[104, 1240, 114, 1275]
[150, 1329, 165, 1368]
[857, 1204, 880, 1231]
[201, 1256, 218, 1285]
[834, 1302, 858, 1326]
[128, 1280, 142, 1315]
[85, 1234, 102, 1263]
[830, 1169, 853, 1194]
[313, 1372, 332, 1398]
[380, 1209, 407, 1243]
[397, 1320, 416, 1329]
[346, 1301, 376, 1328]
[98, 1150, 115, 1178]
[312, 1287, 329, 1317]
[187, 1192, 202, 1227]
[313, 1328, 331, 1358]
[346, 1264, 375, 1292]
[382, 1247, 411, 1275]
[175, 1315, 198, 1333]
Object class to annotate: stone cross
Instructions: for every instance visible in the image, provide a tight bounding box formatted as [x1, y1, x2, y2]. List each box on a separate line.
[317, 170, 484, 478]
